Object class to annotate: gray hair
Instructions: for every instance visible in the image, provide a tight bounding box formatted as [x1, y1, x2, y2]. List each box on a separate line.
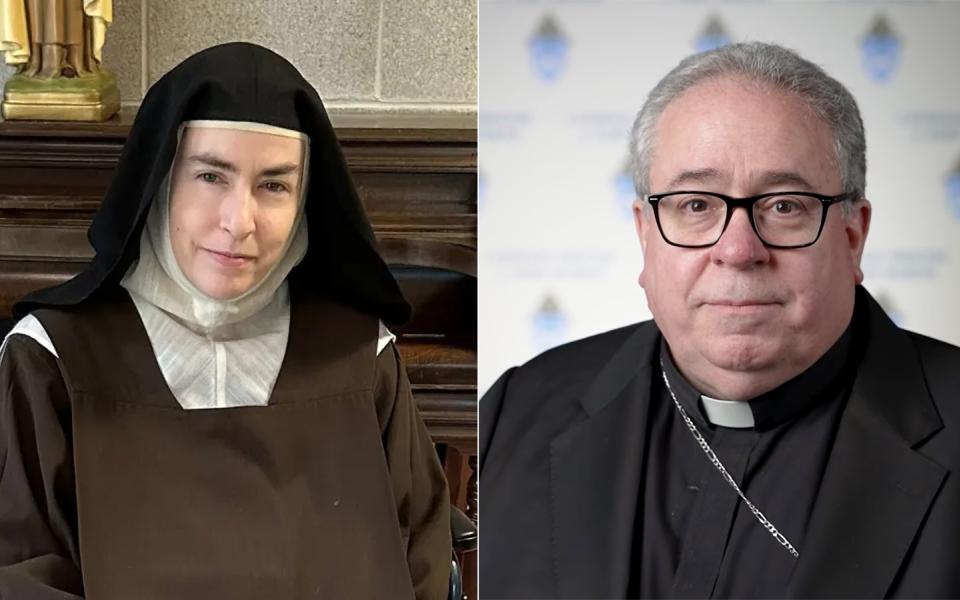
[629, 42, 866, 209]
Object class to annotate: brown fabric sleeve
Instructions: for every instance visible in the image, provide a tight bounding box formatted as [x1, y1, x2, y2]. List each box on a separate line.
[375, 343, 452, 600]
[0, 335, 84, 599]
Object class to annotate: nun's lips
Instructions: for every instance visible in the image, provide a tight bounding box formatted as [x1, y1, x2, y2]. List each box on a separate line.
[203, 247, 255, 266]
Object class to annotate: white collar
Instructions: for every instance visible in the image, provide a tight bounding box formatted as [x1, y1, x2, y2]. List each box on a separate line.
[700, 395, 755, 428]
[119, 120, 308, 408]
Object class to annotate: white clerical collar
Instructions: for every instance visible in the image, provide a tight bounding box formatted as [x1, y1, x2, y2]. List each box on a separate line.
[700, 395, 755, 428]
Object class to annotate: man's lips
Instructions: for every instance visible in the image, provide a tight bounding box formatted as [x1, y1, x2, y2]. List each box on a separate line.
[701, 299, 782, 313]
[704, 300, 780, 307]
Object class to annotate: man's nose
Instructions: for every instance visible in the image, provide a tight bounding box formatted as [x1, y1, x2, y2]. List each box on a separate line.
[709, 207, 770, 267]
[220, 186, 256, 239]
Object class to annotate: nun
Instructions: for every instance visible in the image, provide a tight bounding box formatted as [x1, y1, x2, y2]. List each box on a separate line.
[0, 43, 451, 599]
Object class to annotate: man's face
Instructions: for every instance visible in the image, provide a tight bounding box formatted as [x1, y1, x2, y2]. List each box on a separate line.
[169, 127, 303, 300]
[634, 76, 871, 399]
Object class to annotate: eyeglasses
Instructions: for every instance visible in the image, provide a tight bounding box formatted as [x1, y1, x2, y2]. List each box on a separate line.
[645, 191, 854, 249]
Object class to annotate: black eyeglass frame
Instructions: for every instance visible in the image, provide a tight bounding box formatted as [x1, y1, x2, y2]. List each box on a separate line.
[645, 190, 856, 249]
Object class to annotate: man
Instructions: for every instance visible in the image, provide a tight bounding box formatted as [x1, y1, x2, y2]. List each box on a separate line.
[481, 42, 960, 598]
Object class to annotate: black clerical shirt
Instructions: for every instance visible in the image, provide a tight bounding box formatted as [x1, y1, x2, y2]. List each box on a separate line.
[628, 322, 857, 599]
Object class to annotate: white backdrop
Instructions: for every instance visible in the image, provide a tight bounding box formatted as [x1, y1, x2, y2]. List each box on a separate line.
[479, 0, 960, 395]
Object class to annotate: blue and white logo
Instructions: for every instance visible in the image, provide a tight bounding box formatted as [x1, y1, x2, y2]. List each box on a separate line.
[531, 295, 568, 352]
[529, 14, 569, 83]
[613, 161, 636, 220]
[861, 15, 901, 83]
[694, 15, 731, 53]
[946, 158, 960, 220]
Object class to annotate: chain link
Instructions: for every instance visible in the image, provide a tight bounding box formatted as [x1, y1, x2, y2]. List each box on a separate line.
[660, 364, 800, 559]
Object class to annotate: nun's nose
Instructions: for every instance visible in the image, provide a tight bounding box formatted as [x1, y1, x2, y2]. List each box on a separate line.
[220, 187, 256, 238]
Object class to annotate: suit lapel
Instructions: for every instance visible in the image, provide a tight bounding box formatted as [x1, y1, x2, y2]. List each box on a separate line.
[786, 396, 946, 598]
[788, 288, 947, 598]
[550, 324, 657, 598]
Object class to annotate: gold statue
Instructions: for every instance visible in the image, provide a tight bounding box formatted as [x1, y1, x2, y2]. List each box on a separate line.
[0, 0, 119, 121]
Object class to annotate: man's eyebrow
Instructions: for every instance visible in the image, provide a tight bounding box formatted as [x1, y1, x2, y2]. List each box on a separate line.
[187, 153, 238, 173]
[755, 171, 815, 190]
[665, 168, 722, 190]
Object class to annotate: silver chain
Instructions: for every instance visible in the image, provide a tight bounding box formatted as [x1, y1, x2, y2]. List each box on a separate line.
[659, 364, 800, 559]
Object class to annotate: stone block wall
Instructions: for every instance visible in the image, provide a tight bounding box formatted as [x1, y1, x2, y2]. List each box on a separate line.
[1, 0, 477, 118]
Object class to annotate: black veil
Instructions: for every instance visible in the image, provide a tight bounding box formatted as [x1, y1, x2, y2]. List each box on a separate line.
[14, 42, 411, 325]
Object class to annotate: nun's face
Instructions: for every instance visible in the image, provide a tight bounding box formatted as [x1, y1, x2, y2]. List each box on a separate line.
[169, 127, 303, 300]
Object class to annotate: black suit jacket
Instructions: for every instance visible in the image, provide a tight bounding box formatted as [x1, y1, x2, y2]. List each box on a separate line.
[480, 288, 960, 598]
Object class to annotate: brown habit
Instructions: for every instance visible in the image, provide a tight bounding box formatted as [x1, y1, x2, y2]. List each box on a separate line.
[0, 290, 451, 599]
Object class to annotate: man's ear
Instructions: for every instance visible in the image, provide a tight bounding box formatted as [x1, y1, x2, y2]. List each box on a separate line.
[633, 198, 649, 254]
[846, 199, 871, 284]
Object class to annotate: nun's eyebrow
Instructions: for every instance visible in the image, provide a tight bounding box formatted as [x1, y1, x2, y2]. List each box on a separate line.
[260, 163, 300, 178]
[187, 153, 299, 177]
[188, 153, 237, 173]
